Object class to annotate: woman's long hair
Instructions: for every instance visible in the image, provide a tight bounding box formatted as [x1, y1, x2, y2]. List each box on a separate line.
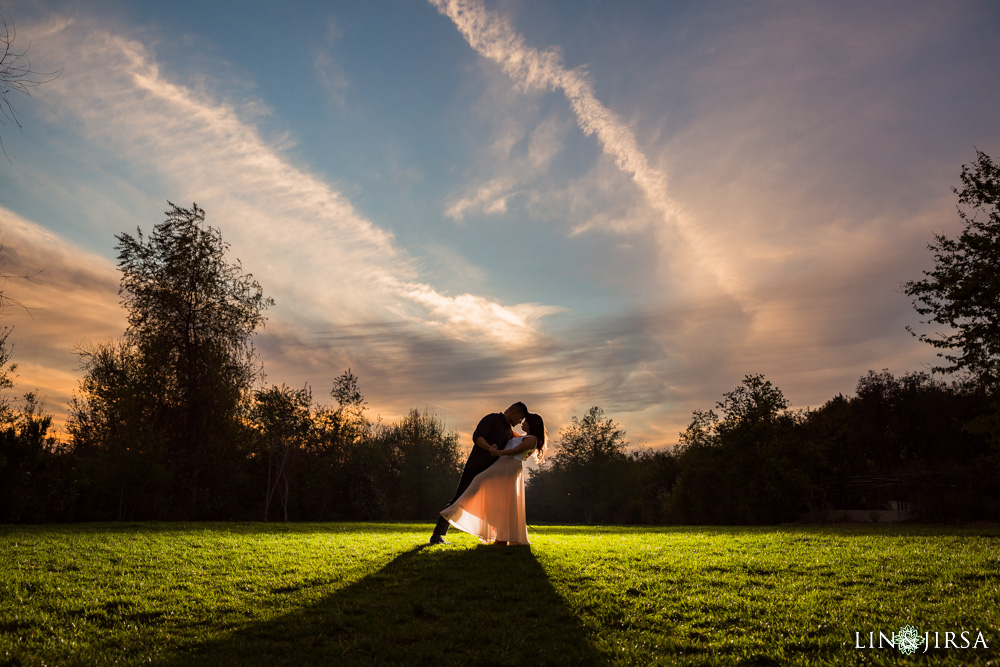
[524, 412, 547, 462]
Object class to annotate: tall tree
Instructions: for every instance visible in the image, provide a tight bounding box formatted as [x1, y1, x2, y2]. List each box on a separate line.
[904, 150, 1000, 390]
[536, 406, 632, 523]
[107, 202, 273, 515]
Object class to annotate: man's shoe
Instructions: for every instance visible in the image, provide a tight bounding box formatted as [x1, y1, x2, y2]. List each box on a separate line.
[429, 534, 449, 545]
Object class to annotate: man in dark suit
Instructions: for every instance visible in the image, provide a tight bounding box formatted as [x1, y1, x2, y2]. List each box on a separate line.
[430, 402, 528, 544]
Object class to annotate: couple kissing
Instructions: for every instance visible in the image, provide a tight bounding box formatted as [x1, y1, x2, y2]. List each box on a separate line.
[430, 402, 545, 546]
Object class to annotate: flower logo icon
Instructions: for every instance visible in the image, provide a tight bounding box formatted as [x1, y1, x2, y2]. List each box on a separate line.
[896, 625, 922, 655]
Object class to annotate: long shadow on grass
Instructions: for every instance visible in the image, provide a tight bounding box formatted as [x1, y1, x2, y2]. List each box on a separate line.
[159, 544, 604, 666]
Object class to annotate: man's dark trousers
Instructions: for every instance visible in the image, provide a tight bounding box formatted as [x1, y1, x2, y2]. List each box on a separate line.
[433, 412, 511, 536]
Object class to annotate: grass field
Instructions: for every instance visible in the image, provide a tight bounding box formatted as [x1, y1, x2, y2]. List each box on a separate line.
[1, 523, 998, 665]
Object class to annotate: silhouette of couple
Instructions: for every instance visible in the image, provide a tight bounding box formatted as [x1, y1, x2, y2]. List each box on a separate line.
[431, 402, 545, 546]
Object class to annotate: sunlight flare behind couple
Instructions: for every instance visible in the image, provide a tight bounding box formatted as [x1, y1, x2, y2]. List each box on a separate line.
[430, 402, 546, 546]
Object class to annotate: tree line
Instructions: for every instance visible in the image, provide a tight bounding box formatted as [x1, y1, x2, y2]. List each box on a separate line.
[528, 372, 998, 525]
[2, 148, 999, 524]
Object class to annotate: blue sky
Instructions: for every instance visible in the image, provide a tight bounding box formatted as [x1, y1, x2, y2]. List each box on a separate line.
[2, 0, 999, 447]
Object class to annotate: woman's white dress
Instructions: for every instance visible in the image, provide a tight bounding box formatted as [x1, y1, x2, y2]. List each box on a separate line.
[440, 436, 530, 544]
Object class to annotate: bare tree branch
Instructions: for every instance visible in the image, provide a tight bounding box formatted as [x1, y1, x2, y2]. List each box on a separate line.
[0, 239, 41, 319]
[0, 14, 62, 161]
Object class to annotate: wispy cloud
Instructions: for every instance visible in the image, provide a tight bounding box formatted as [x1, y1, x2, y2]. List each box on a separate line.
[425, 0, 964, 440]
[7, 14, 569, 428]
[27, 19, 398, 305]
[313, 18, 349, 110]
[445, 176, 515, 221]
[428, 0, 747, 307]
[6, 3, 985, 448]
[0, 205, 124, 427]
[22, 15, 563, 336]
[394, 279, 563, 347]
[443, 106, 571, 222]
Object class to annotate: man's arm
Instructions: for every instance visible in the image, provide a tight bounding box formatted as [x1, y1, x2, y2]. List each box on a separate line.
[472, 413, 507, 452]
[474, 435, 498, 456]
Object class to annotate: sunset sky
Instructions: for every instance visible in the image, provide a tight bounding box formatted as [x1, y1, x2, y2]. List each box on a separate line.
[1, 0, 999, 448]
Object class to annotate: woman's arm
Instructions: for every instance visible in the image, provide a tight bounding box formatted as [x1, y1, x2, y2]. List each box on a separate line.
[498, 435, 537, 456]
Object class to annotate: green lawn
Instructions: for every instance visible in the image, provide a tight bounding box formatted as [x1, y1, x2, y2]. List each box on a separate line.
[1, 523, 998, 665]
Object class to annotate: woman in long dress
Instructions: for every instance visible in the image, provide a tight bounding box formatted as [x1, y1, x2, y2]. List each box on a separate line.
[439, 413, 546, 545]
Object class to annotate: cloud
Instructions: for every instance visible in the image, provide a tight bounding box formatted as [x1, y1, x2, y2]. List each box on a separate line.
[0, 205, 124, 428]
[1, 14, 579, 435]
[19, 14, 560, 345]
[428, 0, 746, 308]
[444, 176, 515, 220]
[442, 101, 573, 223]
[641, 3, 978, 392]
[426, 0, 963, 440]
[394, 279, 564, 347]
[314, 18, 349, 109]
[6, 3, 984, 450]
